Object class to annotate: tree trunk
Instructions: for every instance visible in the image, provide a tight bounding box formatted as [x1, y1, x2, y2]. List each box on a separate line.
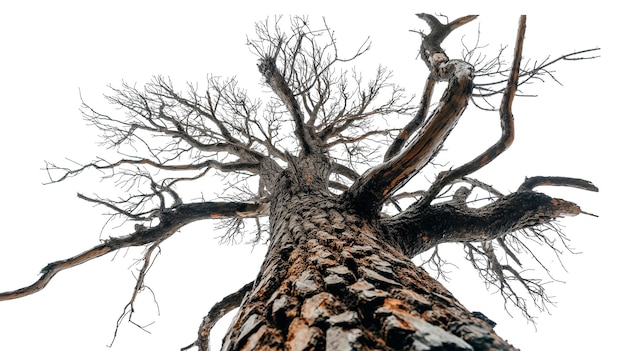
[221, 188, 516, 351]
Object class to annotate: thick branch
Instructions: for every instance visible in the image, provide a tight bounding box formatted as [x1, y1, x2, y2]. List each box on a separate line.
[344, 14, 478, 215]
[405, 175, 596, 319]
[346, 64, 473, 214]
[331, 162, 360, 181]
[382, 190, 587, 258]
[518, 176, 599, 192]
[0, 201, 267, 301]
[417, 15, 527, 208]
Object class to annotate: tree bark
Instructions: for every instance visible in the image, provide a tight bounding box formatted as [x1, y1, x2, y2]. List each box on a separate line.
[220, 185, 516, 351]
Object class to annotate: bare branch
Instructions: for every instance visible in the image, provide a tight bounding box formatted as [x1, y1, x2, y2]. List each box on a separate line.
[416, 15, 527, 208]
[109, 241, 163, 347]
[330, 162, 360, 181]
[250, 16, 414, 166]
[318, 66, 414, 142]
[78, 192, 148, 220]
[45, 158, 259, 184]
[382, 184, 592, 258]
[258, 53, 314, 154]
[346, 14, 477, 214]
[0, 201, 268, 301]
[384, 75, 436, 161]
[472, 48, 600, 102]
[385, 171, 597, 319]
[518, 176, 599, 192]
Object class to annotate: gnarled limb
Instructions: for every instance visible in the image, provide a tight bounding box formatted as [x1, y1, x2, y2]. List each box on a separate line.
[381, 179, 596, 258]
[417, 15, 526, 208]
[346, 14, 477, 214]
[0, 201, 267, 301]
[382, 175, 597, 320]
[415, 14, 479, 72]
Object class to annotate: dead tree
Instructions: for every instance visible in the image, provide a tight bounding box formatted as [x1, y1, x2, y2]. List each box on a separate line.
[0, 14, 598, 351]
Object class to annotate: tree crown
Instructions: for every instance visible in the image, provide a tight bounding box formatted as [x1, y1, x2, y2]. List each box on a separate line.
[0, 13, 599, 350]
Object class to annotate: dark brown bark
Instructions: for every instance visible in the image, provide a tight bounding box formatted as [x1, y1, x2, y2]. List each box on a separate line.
[346, 27, 476, 214]
[381, 191, 585, 258]
[219, 171, 516, 351]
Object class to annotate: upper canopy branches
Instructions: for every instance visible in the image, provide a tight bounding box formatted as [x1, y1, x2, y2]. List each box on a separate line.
[2, 15, 598, 318]
[39, 14, 598, 256]
[48, 17, 416, 203]
[249, 16, 415, 161]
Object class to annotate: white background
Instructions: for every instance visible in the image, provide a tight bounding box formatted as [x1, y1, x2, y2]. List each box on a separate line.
[0, 1, 622, 350]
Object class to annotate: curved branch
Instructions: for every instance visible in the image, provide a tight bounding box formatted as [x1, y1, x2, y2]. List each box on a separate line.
[417, 15, 527, 208]
[186, 281, 254, 351]
[0, 201, 268, 301]
[330, 162, 360, 181]
[346, 63, 473, 214]
[345, 15, 479, 215]
[384, 75, 436, 161]
[415, 14, 479, 71]
[518, 176, 599, 192]
[78, 192, 148, 220]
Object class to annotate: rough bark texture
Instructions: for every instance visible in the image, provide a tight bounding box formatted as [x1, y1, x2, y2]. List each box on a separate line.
[220, 165, 515, 351]
[382, 191, 584, 258]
